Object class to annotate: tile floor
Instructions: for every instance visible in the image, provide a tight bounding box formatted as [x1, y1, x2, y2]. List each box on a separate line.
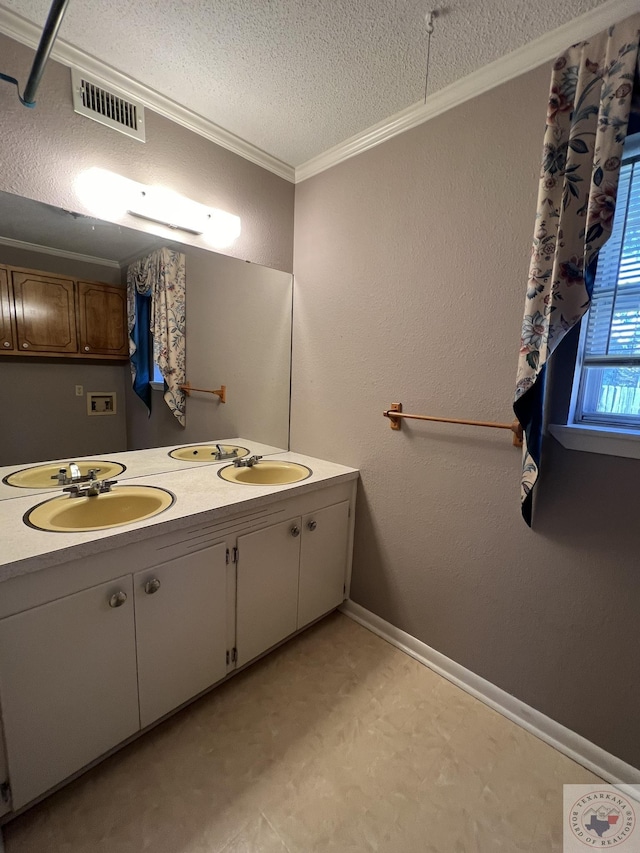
[3, 612, 600, 852]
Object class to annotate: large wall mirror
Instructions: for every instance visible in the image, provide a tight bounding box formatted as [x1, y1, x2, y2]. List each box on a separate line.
[0, 191, 293, 494]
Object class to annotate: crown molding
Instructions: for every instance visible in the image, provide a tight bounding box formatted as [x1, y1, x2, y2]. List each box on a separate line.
[2, 0, 637, 186]
[0, 7, 295, 183]
[0, 235, 120, 268]
[295, 0, 640, 183]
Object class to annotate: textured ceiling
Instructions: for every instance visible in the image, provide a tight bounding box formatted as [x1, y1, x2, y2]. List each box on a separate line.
[1, 0, 611, 166]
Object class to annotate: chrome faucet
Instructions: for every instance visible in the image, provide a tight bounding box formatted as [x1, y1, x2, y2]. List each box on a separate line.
[63, 479, 118, 498]
[214, 444, 240, 461]
[233, 454, 262, 468]
[53, 463, 100, 486]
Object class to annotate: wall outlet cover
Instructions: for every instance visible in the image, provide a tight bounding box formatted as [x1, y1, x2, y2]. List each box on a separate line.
[87, 392, 117, 416]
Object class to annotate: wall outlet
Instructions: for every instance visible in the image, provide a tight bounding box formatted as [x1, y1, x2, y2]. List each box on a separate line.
[75, 385, 83, 397]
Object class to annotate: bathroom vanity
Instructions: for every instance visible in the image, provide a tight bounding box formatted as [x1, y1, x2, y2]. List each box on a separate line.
[0, 443, 358, 817]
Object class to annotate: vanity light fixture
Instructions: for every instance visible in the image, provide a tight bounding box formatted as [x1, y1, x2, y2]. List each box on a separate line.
[74, 167, 241, 247]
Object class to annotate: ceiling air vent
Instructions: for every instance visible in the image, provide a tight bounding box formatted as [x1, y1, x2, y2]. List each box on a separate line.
[71, 69, 145, 142]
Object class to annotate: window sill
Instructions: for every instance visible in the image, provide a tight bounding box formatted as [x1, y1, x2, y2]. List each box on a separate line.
[548, 423, 640, 460]
[150, 381, 164, 391]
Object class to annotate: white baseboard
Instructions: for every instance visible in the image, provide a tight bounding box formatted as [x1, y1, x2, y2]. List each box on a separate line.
[340, 600, 640, 784]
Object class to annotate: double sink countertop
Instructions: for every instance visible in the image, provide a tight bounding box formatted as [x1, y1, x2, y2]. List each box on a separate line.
[0, 439, 358, 583]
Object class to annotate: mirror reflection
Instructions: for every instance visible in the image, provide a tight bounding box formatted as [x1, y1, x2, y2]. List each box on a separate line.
[0, 191, 293, 497]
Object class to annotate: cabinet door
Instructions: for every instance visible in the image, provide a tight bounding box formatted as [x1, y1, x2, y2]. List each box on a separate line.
[298, 501, 350, 628]
[134, 544, 228, 729]
[0, 266, 16, 353]
[0, 576, 139, 809]
[77, 281, 128, 357]
[12, 271, 77, 353]
[236, 518, 301, 667]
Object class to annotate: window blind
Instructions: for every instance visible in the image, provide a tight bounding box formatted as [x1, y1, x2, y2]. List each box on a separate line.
[584, 157, 640, 362]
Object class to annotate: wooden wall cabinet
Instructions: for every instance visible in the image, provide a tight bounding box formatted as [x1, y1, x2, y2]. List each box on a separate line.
[0, 267, 16, 353]
[77, 281, 129, 357]
[12, 271, 78, 354]
[0, 264, 128, 361]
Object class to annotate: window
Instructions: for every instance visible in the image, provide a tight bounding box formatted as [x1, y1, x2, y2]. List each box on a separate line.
[571, 134, 640, 430]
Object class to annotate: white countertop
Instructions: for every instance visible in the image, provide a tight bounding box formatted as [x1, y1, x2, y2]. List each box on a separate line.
[0, 438, 285, 502]
[0, 446, 358, 583]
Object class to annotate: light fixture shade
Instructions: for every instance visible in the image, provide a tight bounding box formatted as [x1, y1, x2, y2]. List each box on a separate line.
[128, 186, 210, 235]
[74, 167, 241, 246]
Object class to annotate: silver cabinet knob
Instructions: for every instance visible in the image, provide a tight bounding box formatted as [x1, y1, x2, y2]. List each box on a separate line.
[144, 578, 161, 595]
[290, 526, 300, 538]
[22, 342, 28, 349]
[109, 591, 127, 608]
[307, 520, 317, 531]
[84, 346, 90, 352]
[3, 341, 10, 348]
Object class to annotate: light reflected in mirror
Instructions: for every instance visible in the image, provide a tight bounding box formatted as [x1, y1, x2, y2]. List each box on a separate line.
[0, 191, 293, 499]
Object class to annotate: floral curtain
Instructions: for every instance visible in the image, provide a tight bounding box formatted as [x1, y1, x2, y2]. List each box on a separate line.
[127, 247, 186, 426]
[514, 15, 640, 526]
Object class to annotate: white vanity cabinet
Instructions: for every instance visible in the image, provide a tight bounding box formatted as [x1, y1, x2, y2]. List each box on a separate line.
[0, 575, 140, 810]
[298, 500, 350, 628]
[134, 543, 228, 728]
[235, 498, 352, 667]
[236, 517, 301, 667]
[0, 474, 356, 816]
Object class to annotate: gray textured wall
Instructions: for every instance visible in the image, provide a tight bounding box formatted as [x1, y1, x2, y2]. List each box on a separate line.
[0, 34, 294, 273]
[0, 360, 127, 467]
[291, 62, 640, 768]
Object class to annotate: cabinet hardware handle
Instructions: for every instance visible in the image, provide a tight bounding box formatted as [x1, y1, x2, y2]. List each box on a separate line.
[84, 346, 90, 352]
[3, 341, 10, 348]
[144, 578, 161, 595]
[290, 526, 300, 537]
[307, 520, 317, 531]
[22, 343, 29, 349]
[109, 591, 127, 608]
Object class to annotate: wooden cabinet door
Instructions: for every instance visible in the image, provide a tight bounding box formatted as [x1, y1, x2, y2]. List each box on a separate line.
[134, 544, 228, 729]
[0, 576, 139, 809]
[77, 281, 128, 358]
[236, 518, 301, 667]
[298, 501, 350, 628]
[12, 271, 77, 353]
[0, 266, 16, 353]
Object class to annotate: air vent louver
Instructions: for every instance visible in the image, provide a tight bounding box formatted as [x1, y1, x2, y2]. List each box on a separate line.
[71, 69, 145, 142]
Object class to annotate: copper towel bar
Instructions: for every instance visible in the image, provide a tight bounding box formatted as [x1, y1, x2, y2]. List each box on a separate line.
[383, 403, 523, 447]
[178, 382, 226, 403]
